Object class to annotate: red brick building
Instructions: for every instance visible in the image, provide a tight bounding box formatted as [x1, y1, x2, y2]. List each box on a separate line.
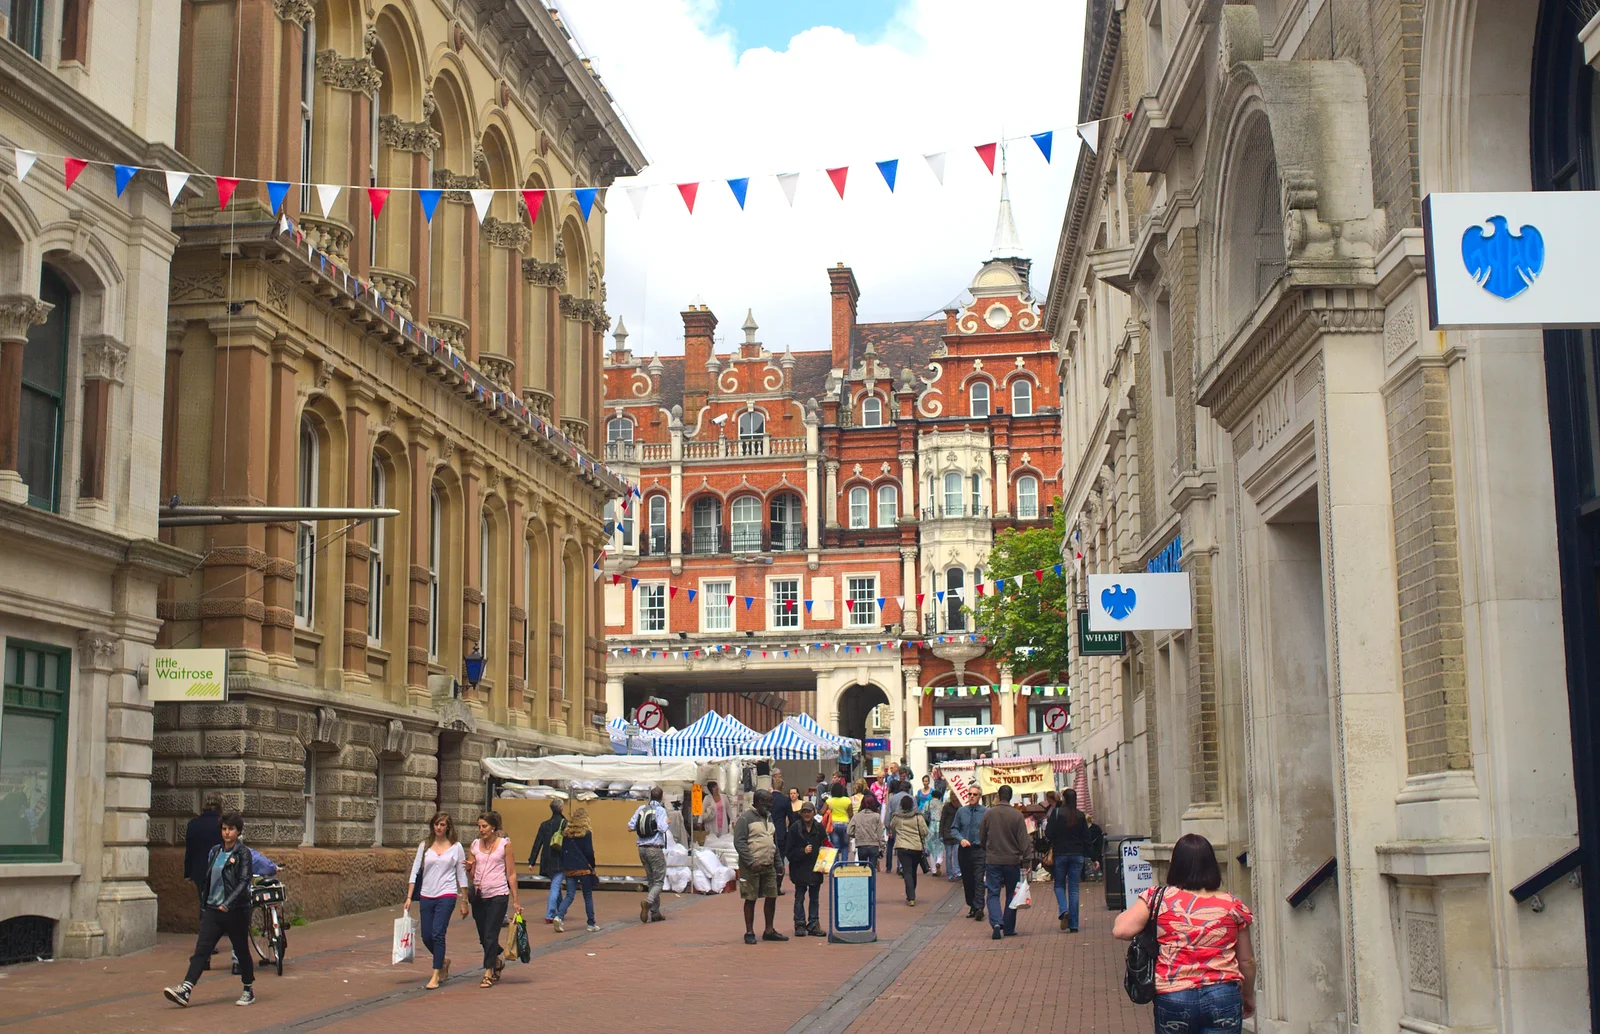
[601, 180, 1064, 772]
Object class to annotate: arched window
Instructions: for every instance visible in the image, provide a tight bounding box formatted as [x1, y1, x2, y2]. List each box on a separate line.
[970, 381, 990, 419]
[731, 495, 762, 551]
[848, 486, 870, 528]
[607, 417, 634, 442]
[769, 492, 803, 551]
[478, 514, 491, 661]
[1012, 379, 1033, 416]
[428, 489, 442, 660]
[876, 484, 898, 527]
[368, 458, 385, 642]
[20, 268, 69, 511]
[970, 472, 983, 514]
[1016, 475, 1040, 518]
[943, 472, 964, 515]
[946, 568, 966, 630]
[737, 411, 765, 455]
[691, 496, 722, 554]
[522, 538, 532, 682]
[294, 417, 318, 626]
[647, 494, 667, 554]
[861, 396, 883, 427]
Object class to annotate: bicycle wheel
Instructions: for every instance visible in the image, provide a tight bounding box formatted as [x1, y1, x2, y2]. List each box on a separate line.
[248, 905, 272, 963]
[273, 910, 286, 975]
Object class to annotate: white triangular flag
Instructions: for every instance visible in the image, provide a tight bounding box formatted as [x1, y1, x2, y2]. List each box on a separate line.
[276, 213, 289, 235]
[14, 149, 36, 182]
[924, 152, 946, 185]
[1015, 574, 1027, 588]
[895, 595, 905, 610]
[626, 185, 649, 218]
[316, 184, 342, 217]
[470, 189, 493, 224]
[777, 172, 800, 207]
[165, 171, 190, 205]
[1077, 121, 1100, 155]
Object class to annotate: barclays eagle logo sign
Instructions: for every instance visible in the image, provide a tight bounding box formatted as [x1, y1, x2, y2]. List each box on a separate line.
[1461, 215, 1544, 300]
[1100, 584, 1137, 621]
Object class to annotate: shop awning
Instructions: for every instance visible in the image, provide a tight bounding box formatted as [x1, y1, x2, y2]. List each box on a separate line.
[741, 718, 841, 760]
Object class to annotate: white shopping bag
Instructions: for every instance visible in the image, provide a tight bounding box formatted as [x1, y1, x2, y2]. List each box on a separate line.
[392, 914, 416, 964]
[1010, 880, 1033, 910]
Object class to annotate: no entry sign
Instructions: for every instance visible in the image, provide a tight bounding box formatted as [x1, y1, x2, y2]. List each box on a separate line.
[636, 701, 665, 731]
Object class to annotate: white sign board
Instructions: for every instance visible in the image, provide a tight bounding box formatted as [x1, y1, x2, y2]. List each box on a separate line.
[1123, 838, 1155, 910]
[914, 725, 1001, 747]
[149, 649, 228, 702]
[1424, 191, 1600, 328]
[1087, 573, 1192, 631]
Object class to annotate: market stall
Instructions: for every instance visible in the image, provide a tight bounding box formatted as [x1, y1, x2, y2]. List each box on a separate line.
[742, 718, 840, 760]
[935, 754, 1091, 814]
[649, 710, 759, 756]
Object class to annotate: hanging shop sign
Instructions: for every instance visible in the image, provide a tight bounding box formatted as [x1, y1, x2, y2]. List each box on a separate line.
[976, 761, 1054, 797]
[1078, 610, 1125, 655]
[1086, 573, 1193, 632]
[148, 649, 228, 702]
[863, 738, 891, 753]
[1423, 191, 1600, 328]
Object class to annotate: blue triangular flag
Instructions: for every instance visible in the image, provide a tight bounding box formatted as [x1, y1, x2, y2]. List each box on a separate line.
[630, 578, 639, 589]
[1053, 563, 1063, 577]
[744, 649, 752, 658]
[267, 181, 290, 213]
[994, 580, 1004, 594]
[937, 590, 946, 604]
[726, 177, 749, 209]
[114, 165, 136, 197]
[1032, 131, 1054, 162]
[418, 189, 442, 223]
[877, 597, 886, 610]
[575, 187, 597, 221]
[804, 599, 814, 613]
[687, 589, 697, 602]
[744, 596, 755, 610]
[876, 159, 898, 192]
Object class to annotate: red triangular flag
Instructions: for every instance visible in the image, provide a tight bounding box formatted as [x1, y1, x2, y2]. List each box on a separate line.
[521, 189, 545, 225]
[726, 594, 735, 605]
[826, 167, 849, 198]
[916, 593, 925, 607]
[1035, 568, 1045, 582]
[612, 574, 621, 585]
[215, 176, 240, 209]
[975, 143, 997, 174]
[63, 158, 89, 191]
[677, 182, 699, 213]
[367, 186, 391, 219]
[668, 585, 679, 599]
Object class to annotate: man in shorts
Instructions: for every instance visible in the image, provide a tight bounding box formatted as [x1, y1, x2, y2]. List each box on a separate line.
[732, 789, 787, 945]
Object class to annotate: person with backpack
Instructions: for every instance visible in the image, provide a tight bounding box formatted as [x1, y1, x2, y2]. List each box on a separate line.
[551, 807, 598, 933]
[1043, 788, 1092, 933]
[1114, 833, 1256, 1031]
[528, 798, 567, 924]
[628, 787, 670, 924]
[400, 812, 469, 990]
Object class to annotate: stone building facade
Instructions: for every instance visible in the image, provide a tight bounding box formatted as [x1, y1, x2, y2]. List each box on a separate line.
[0, 1, 197, 959]
[148, 0, 642, 930]
[602, 195, 1065, 772]
[1049, 0, 1592, 1028]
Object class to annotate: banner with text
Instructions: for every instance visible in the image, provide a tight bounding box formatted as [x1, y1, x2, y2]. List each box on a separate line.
[976, 761, 1054, 797]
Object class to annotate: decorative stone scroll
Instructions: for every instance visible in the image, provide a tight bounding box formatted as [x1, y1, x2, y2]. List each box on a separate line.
[316, 49, 381, 96]
[272, 0, 314, 27]
[378, 114, 440, 154]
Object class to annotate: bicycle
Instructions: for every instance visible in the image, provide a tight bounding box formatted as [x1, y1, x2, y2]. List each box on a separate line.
[248, 876, 288, 976]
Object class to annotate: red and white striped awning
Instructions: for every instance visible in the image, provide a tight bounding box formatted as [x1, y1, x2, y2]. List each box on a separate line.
[934, 754, 1091, 815]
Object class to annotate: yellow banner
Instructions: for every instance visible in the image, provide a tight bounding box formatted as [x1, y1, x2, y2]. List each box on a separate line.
[976, 761, 1054, 797]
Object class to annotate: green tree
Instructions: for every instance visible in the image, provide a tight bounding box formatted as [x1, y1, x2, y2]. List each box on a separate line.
[969, 506, 1070, 678]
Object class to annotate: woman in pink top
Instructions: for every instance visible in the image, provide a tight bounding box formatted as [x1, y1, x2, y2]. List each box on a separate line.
[466, 810, 520, 988]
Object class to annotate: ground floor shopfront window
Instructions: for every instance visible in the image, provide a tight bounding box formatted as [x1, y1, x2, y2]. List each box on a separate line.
[0, 640, 69, 860]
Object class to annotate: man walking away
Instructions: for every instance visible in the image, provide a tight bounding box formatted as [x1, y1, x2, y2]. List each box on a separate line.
[884, 781, 910, 873]
[528, 798, 566, 923]
[951, 793, 988, 918]
[785, 801, 827, 936]
[980, 785, 1031, 939]
[629, 788, 670, 923]
[769, 770, 793, 896]
[184, 798, 224, 909]
[733, 789, 787, 944]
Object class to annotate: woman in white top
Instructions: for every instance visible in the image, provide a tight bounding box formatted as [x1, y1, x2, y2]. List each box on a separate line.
[404, 812, 469, 990]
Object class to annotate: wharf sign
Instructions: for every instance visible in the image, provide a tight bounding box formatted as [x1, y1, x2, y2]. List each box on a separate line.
[148, 649, 228, 702]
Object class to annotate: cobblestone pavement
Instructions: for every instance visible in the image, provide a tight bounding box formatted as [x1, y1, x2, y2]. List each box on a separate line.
[0, 874, 1151, 1033]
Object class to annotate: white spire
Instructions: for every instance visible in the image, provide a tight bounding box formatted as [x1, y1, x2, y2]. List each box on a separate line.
[991, 165, 1024, 259]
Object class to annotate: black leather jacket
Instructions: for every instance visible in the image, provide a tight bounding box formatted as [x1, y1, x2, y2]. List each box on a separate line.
[201, 843, 253, 911]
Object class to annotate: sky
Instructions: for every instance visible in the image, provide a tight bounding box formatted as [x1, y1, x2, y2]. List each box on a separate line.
[555, 0, 1088, 358]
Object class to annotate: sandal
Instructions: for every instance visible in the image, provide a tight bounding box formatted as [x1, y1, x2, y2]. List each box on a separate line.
[493, 957, 504, 982]
[480, 973, 495, 988]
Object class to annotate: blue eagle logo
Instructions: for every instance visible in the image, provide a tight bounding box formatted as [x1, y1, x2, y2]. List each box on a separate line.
[1461, 216, 1544, 300]
[1101, 584, 1136, 621]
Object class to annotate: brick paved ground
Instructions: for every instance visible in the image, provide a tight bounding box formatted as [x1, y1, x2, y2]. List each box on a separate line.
[0, 873, 1150, 1033]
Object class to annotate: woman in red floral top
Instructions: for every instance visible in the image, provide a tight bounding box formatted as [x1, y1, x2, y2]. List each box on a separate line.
[1113, 834, 1256, 1031]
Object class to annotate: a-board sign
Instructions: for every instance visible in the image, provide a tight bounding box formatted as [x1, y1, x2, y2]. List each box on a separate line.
[691, 782, 704, 817]
[1043, 705, 1068, 732]
[1122, 839, 1155, 910]
[149, 649, 228, 702]
[635, 701, 665, 731]
[829, 861, 877, 944]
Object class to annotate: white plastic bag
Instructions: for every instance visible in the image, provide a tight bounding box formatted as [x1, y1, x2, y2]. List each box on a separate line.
[392, 914, 416, 964]
[713, 866, 737, 892]
[666, 866, 692, 893]
[691, 868, 712, 894]
[1010, 880, 1033, 910]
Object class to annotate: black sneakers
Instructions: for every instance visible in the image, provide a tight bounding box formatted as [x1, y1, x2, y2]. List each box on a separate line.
[162, 983, 192, 1007]
[761, 930, 789, 942]
[236, 986, 255, 1007]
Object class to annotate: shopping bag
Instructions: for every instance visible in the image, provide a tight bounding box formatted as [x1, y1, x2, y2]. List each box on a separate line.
[392, 915, 416, 964]
[513, 911, 531, 963]
[1010, 879, 1033, 910]
[814, 846, 838, 873]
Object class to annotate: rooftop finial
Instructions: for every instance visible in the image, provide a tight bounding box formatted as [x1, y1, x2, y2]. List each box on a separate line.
[742, 309, 758, 345]
[991, 160, 1024, 259]
[612, 315, 629, 351]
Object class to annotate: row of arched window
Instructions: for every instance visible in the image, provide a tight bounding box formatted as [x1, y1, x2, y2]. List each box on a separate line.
[925, 471, 1042, 518]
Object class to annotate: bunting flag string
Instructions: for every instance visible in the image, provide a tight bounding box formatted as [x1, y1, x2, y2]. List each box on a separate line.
[876, 159, 898, 192]
[826, 166, 848, 199]
[605, 634, 1017, 664]
[975, 142, 998, 174]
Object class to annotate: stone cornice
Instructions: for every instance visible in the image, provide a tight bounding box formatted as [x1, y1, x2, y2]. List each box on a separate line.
[0, 498, 200, 578]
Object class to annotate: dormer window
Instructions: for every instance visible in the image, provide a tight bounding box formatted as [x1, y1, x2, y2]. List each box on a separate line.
[862, 396, 883, 427]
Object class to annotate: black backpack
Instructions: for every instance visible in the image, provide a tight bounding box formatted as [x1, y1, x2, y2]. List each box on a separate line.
[1124, 886, 1166, 1004]
[635, 804, 659, 840]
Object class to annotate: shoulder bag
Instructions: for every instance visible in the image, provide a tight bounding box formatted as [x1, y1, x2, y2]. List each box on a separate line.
[1124, 886, 1167, 1005]
[410, 842, 426, 901]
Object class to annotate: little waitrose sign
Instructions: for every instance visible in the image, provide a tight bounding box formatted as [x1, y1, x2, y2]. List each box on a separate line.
[149, 649, 228, 702]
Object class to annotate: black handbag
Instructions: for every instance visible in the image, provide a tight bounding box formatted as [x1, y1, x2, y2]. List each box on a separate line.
[1124, 886, 1166, 1004]
[410, 843, 424, 902]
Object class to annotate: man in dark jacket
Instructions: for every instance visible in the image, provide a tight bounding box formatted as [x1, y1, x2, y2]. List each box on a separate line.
[164, 810, 256, 1008]
[528, 799, 566, 923]
[979, 785, 1032, 940]
[184, 798, 224, 908]
[784, 800, 827, 936]
[769, 770, 793, 896]
[950, 795, 988, 918]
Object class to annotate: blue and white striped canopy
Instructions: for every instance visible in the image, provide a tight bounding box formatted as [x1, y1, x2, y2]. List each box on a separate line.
[787, 712, 862, 752]
[742, 718, 841, 760]
[650, 710, 759, 757]
[607, 717, 663, 755]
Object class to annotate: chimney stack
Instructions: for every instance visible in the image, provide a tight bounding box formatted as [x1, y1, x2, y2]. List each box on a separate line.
[681, 303, 717, 427]
[828, 263, 859, 371]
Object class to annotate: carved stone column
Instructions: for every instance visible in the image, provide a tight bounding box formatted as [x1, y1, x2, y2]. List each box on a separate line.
[0, 295, 51, 502]
[262, 335, 303, 660]
[824, 461, 840, 528]
[993, 448, 1011, 518]
[900, 548, 919, 633]
[342, 389, 372, 685]
[507, 496, 528, 723]
[405, 432, 433, 702]
[460, 463, 482, 712]
[898, 451, 915, 518]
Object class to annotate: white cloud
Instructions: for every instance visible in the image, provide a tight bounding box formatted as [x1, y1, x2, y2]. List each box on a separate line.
[558, 0, 1087, 356]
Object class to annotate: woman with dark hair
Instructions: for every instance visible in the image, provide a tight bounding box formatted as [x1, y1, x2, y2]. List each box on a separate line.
[939, 791, 962, 881]
[1114, 834, 1256, 1032]
[403, 812, 469, 989]
[887, 795, 931, 905]
[825, 781, 854, 860]
[848, 794, 885, 869]
[467, 810, 519, 988]
[164, 811, 257, 1008]
[1043, 788, 1091, 932]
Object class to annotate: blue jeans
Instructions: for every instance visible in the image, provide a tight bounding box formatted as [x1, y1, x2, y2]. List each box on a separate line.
[417, 895, 455, 970]
[1152, 982, 1244, 1034]
[1052, 854, 1084, 929]
[545, 876, 563, 920]
[830, 827, 850, 860]
[856, 845, 881, 870]
[555, 874, 595, 925]
[985, 863, 1022, 934]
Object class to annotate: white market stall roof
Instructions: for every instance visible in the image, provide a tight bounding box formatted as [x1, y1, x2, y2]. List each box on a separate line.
[651, 710, 760, 757]
[481, 754, 750, 788]
[787, 712, 862, 751]
[741, 717, 840, 760]
[606, 716, 667, 755]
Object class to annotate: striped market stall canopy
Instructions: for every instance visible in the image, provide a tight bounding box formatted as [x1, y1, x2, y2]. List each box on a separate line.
[651, 711, 759, 757]
[741, 718, 842, 761]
